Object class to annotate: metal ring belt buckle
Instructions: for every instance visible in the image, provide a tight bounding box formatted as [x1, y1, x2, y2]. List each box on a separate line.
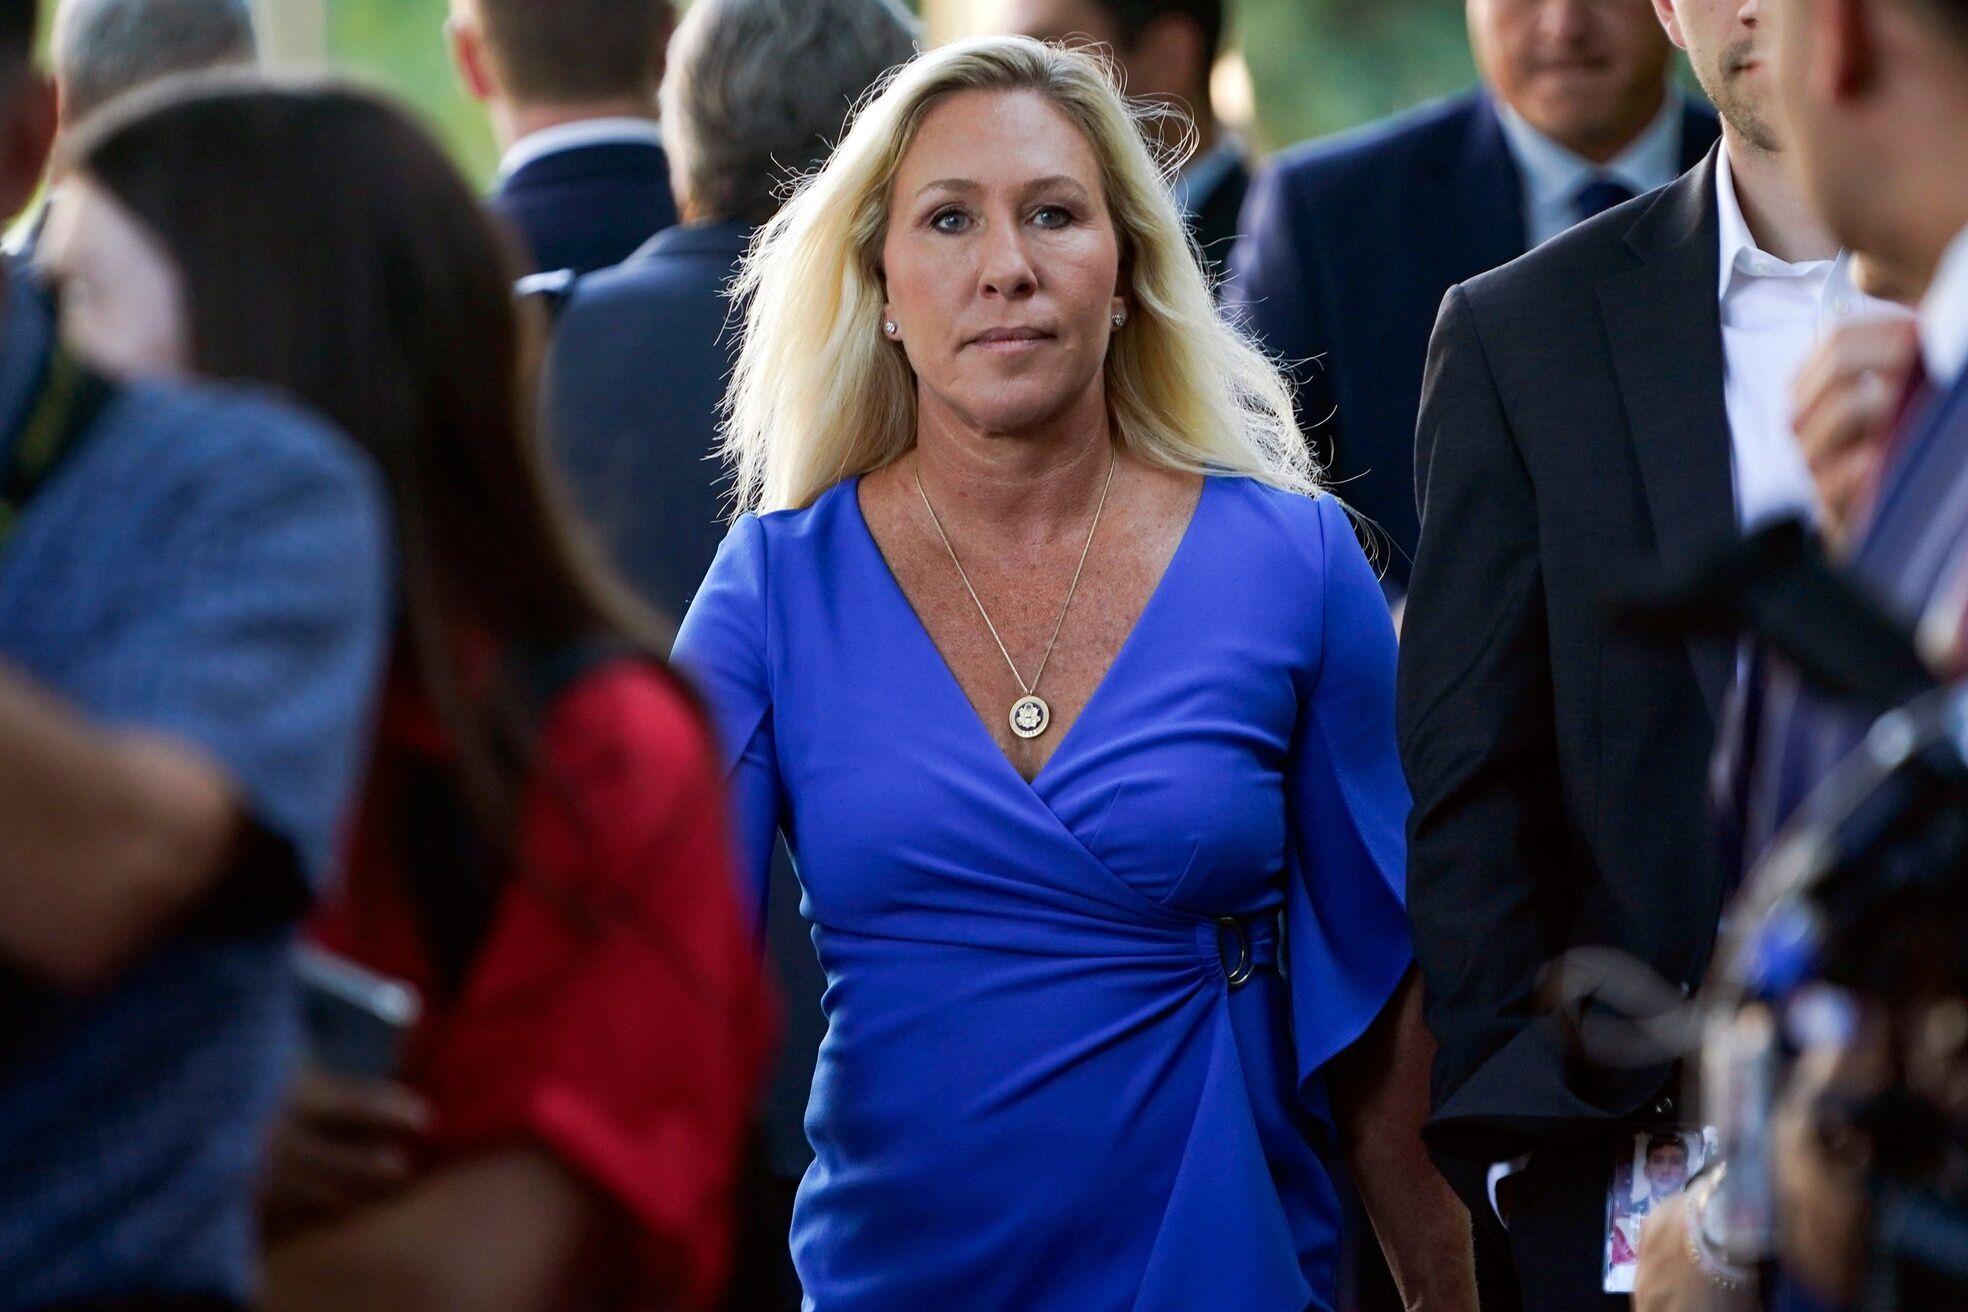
[1216, 916, 1254, 989]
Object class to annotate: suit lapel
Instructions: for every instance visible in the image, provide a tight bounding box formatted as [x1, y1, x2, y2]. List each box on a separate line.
[1597, 153, 1738, 717]
[1419, 94, 1527, 286]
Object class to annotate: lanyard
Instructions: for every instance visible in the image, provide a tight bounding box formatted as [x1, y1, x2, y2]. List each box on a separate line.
[0, 343, 115, 553]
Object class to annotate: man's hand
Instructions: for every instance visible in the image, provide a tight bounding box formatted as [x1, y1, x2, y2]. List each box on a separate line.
[1791, 317, 1921, 552]
[262, 1068, 434, 1242]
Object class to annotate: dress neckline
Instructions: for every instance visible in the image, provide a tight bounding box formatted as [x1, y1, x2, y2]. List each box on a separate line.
[846, 470, 1220, 793]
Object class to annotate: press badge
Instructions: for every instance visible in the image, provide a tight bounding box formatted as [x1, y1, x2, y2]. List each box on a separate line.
[1603, 1127, 1718, 1293]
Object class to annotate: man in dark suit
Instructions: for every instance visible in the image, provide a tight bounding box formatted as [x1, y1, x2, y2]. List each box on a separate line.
[1003, 0, 1246, 288]
[1396, 0, 1888, 1303]
[1230, 0, 1716, 595]
[447, 0, 677, 275]
[545, 3, 918, 1307]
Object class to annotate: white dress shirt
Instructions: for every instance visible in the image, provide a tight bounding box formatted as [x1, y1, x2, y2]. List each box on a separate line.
[1715, 144, 1903, 531]
[496, 116, 665, 183]
[1496, 93, 1686, 248]
[1922, 224, 1968, 388]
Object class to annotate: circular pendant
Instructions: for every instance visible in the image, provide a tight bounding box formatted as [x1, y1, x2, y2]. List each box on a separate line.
[1009, 694, 1051, 740]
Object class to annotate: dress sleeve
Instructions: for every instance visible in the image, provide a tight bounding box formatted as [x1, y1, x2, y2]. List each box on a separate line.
[1286, 494, 1414, 1105]
[671, 515, 780, 927]
[422, 665, 775, 1311]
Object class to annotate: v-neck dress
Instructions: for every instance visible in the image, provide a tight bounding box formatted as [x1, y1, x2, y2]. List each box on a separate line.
[673, 474, 1411, 1312]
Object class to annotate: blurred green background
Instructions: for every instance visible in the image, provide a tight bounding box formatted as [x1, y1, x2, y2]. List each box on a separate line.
[327, 0, 1482, 186]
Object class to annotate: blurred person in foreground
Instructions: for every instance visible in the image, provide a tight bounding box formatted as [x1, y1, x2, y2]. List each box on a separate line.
[1634, 2, 1968, 1302]
[1229, 0, 1717, 597]
[674, 34, 1475, 1312]
[1002, 0, 1246, 288]
[0, 10, 389, 1312]
[448, 0, 677, 276]
[1397, 0, 1901, 1303]
[41, 77, 775, 1311]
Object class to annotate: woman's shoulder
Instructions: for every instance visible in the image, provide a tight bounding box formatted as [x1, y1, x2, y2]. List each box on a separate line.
[703, 478, 865, 589]
[1206, 475, 1359, 569]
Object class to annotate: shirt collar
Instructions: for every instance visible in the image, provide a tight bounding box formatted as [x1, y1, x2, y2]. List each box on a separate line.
[498, 116, 664, 183]
[1921, 222, 1968, 386]
[1172, 137, 1242, 218]
[1714, 143, 1849, 300]
[1494, 89, 1683, 218]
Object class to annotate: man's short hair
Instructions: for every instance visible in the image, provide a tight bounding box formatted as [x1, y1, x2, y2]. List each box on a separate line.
[662, 0, 917, 225]
[473, 0, 673, 105]
[1645, 1135, 1687, 1160]
[1098, 0, 1225, 59]
[54, 0, 256, 123]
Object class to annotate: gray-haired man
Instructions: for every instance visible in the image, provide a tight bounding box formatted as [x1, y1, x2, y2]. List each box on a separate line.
[53, 0, 257, 126]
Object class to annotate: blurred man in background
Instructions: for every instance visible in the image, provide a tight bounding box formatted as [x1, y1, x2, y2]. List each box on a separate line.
[52, 0, 257, 127]
[447, 0, 677, 275]
[1002, 0, 1245, 286]
[0, 1, 390, 1303]
[1230, 0, 1717, 596]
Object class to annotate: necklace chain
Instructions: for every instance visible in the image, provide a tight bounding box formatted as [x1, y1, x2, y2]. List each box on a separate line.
[913, 451, 1117, 701]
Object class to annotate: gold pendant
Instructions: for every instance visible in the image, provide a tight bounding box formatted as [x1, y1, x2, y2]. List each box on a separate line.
[1009, 695, 1051, 739]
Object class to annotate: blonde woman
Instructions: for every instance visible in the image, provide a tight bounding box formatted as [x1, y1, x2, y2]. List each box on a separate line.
[674, 36, 1475, 1311]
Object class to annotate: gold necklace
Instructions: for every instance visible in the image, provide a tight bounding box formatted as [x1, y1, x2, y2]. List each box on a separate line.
[913, 451, 1117, 741]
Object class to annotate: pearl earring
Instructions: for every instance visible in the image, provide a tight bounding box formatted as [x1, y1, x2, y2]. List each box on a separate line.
[1111, 312, 1126, 328]
[883, 320, 898, 336]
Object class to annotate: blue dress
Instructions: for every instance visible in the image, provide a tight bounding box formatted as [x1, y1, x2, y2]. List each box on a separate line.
[674, 474, 1412, 1311]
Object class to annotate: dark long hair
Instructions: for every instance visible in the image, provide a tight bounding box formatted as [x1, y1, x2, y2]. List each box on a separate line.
[64, 77, 675, 985]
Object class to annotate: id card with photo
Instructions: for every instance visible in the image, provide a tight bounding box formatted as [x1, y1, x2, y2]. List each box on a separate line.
[1603, 1127, 1717, 1293]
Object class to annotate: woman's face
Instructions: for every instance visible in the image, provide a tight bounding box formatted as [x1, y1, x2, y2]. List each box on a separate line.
[37, 175, 191, 379]
[879, 88, 1125, 437]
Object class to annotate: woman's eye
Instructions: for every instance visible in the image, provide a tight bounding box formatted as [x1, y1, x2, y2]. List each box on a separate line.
[1032, 205, 1072, 229]
[931, 209, 970, 234]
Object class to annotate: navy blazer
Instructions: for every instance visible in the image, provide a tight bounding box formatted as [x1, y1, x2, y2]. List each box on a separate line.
[545, 219, 747, 617]
[493, 138, 679, 276]
[1229, 90, 1719, 591]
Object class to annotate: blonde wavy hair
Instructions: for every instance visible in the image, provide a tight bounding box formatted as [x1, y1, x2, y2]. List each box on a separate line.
[722, 34, 1315, 515]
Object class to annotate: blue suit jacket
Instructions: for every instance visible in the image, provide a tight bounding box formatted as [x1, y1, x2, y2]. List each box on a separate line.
[545, 219, 747, 618]
[1229, 90, 1719, 591]
[492, 139, 679, 276]
[1740, 367, 1968, 863]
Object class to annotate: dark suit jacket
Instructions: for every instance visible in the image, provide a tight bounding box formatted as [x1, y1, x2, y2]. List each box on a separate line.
[547, 219, 747, 618]
[1188, 153, 1248, 292]
[1230, 90, 1718, 592]
[1398, 156, 1739, 1164]
[493, 138, 679, 276]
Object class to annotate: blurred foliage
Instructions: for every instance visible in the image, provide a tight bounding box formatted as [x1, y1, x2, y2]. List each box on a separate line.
[326, 0, 1482, 184]
[1235, 0, 1477, 157]
[330, 0, 497, 185]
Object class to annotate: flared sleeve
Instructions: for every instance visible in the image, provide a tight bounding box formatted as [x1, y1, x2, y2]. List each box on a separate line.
[1285, 495, 1415, 1107]
[672, 514, 781, 926]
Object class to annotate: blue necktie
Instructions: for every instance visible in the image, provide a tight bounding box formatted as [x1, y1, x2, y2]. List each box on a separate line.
[1573, 177, 1638, 224]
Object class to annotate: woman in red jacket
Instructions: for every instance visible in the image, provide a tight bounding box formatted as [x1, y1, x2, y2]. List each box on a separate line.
[40, 78, 774, 1311]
